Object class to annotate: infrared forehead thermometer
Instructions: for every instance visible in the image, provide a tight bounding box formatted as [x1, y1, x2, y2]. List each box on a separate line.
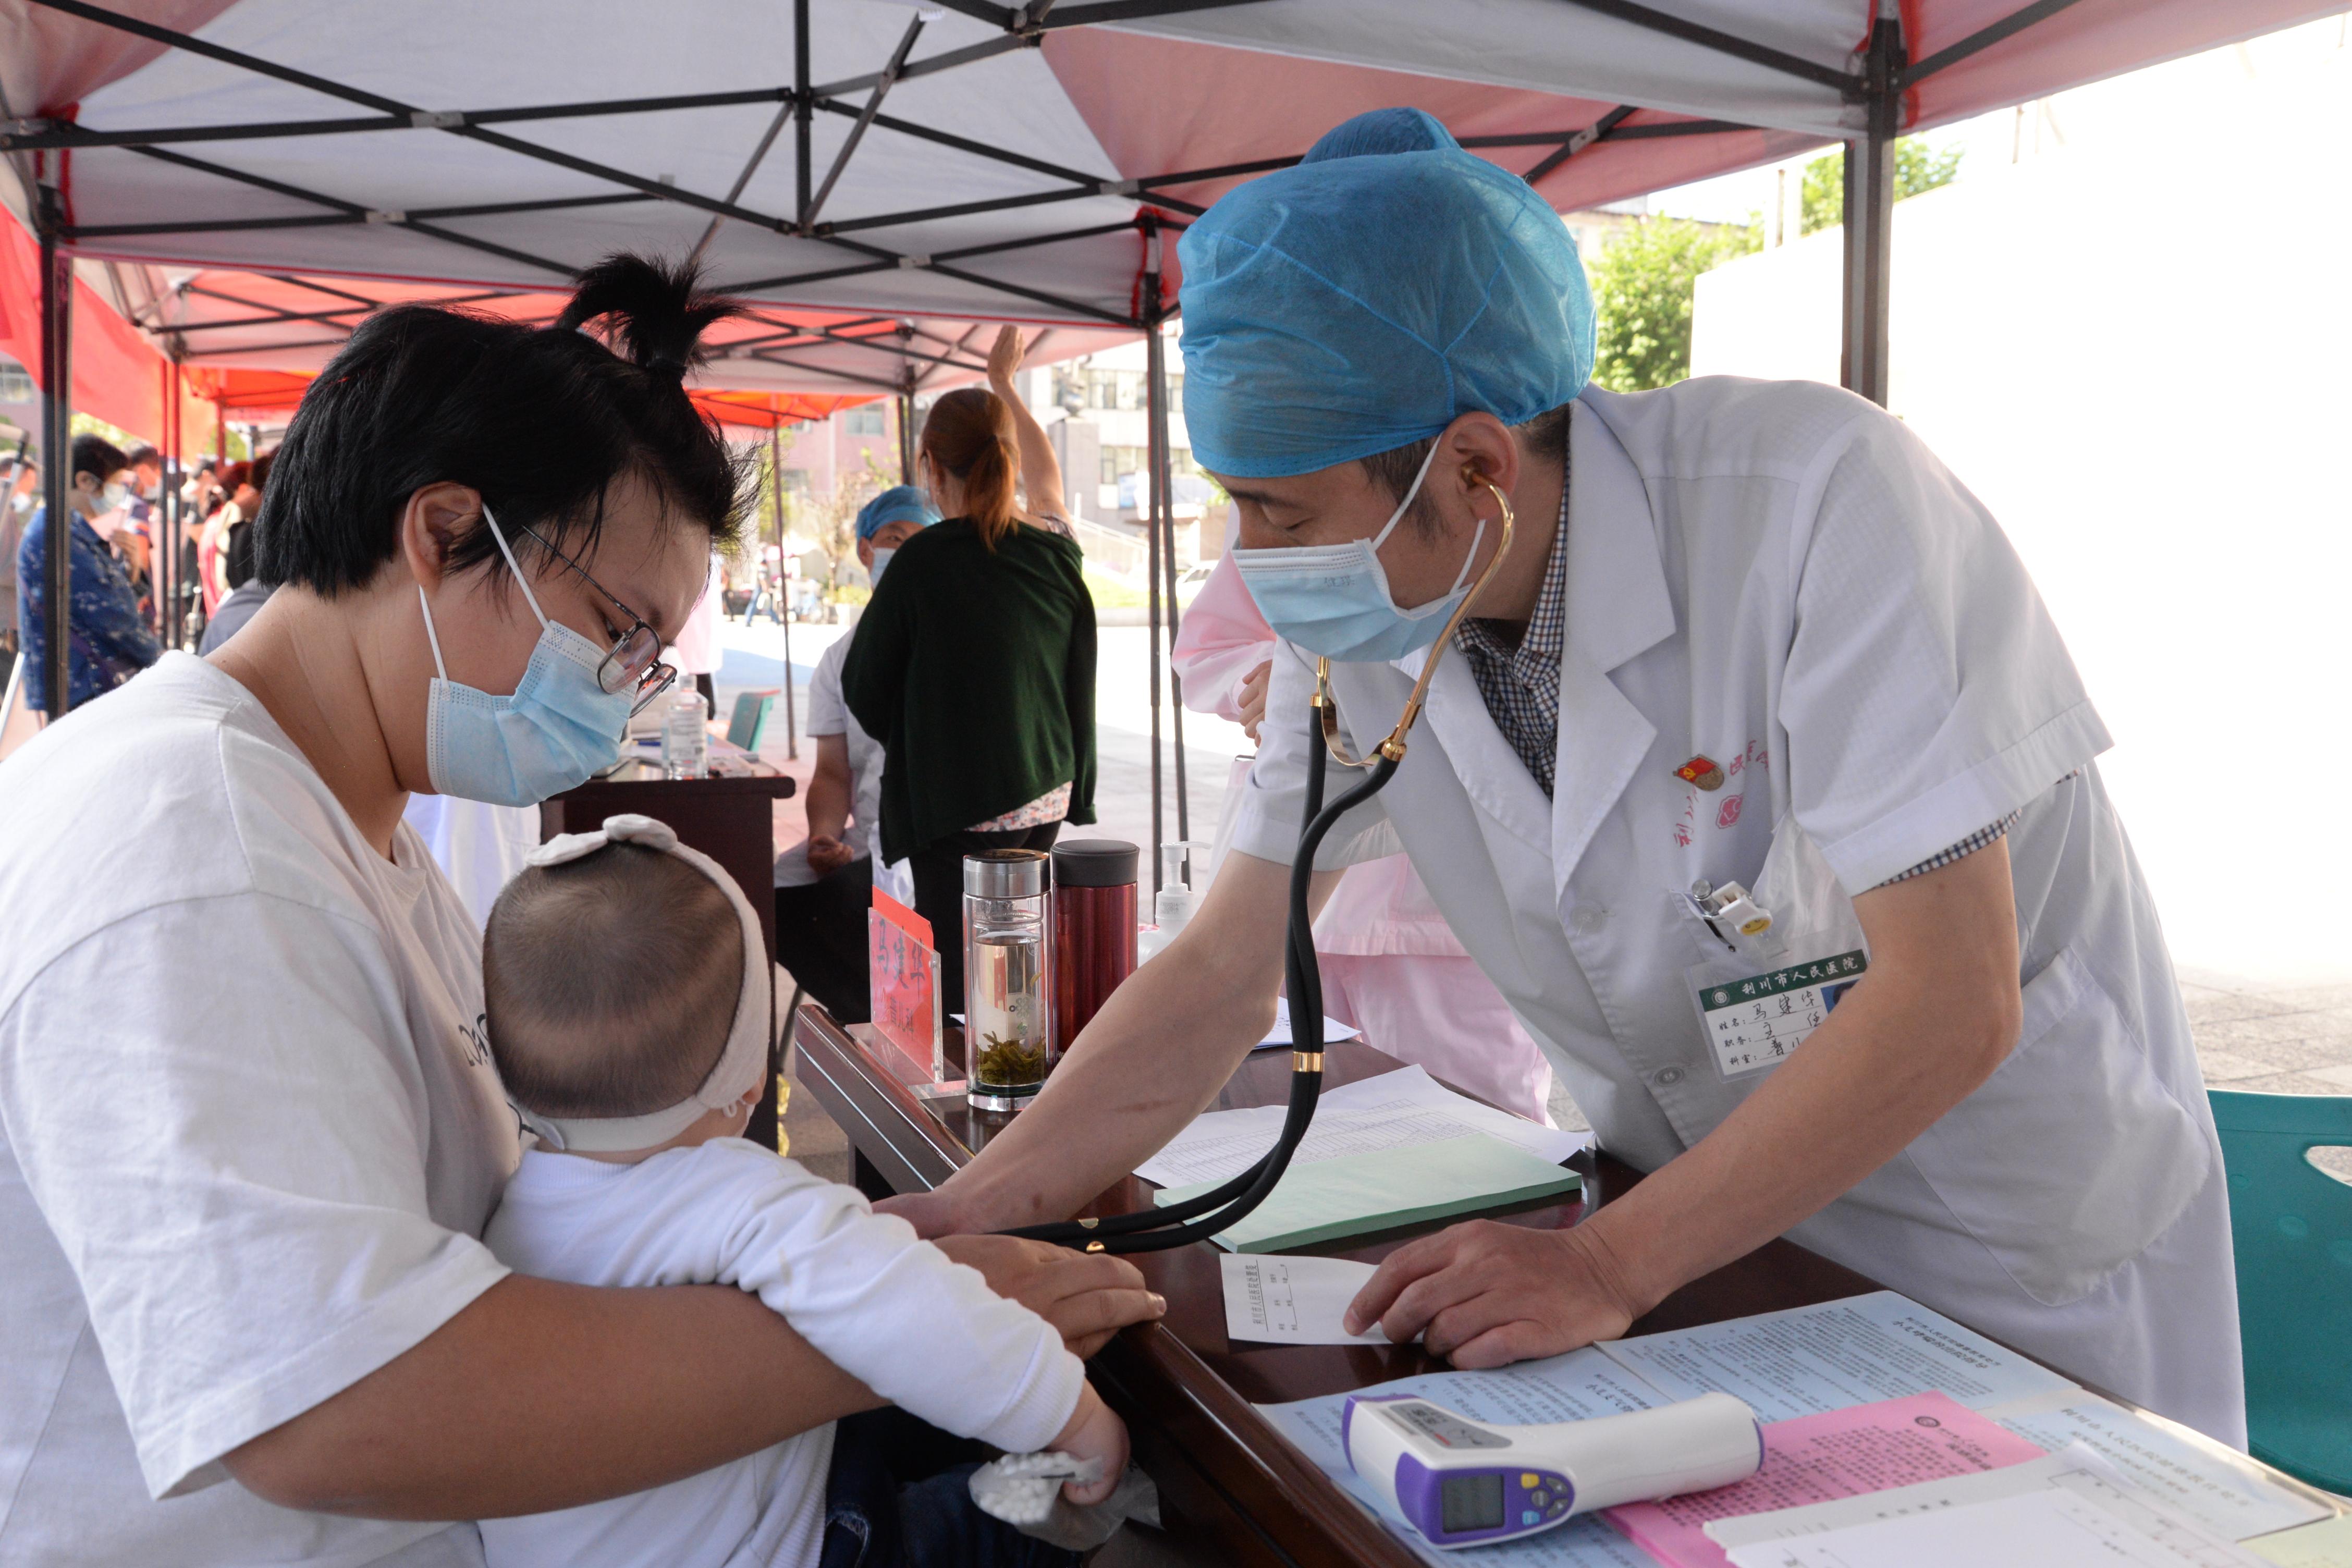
[1343, 1391, 1762, 1550]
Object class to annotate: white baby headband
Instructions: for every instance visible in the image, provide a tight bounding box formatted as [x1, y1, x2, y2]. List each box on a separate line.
[511, 813, 770, 1153]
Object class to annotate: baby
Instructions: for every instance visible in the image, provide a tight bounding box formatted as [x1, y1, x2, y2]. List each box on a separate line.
[475, 814, 1123, 1568]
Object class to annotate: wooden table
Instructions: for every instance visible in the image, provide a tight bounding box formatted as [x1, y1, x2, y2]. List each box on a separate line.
[792, 1003, 2339, 1566]
[545, 759, 796, 1147]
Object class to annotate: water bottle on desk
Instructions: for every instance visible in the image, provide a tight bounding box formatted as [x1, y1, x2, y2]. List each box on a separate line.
[661, 689, 709, 779]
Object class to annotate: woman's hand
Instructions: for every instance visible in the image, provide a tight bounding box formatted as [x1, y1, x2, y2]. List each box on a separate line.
[1343, 1219, 1647, 1368]
[930, 1233, 1165, 1358]
[988, 324, 1025, 393]
[1236, 660, 1272, 743]
[805, 834, 854, 875]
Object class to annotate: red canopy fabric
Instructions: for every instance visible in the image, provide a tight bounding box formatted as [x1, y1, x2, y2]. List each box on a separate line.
[179, 363, 867, 433]
[0, 204, 217, 451]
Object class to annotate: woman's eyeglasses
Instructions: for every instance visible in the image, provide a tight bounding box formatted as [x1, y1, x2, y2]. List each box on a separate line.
[516, 524, 679, 716]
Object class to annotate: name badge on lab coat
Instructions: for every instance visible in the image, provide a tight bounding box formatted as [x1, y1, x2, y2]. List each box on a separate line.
[1688, 941, 1868, 1078]
[1681, 815, 1870, 1081]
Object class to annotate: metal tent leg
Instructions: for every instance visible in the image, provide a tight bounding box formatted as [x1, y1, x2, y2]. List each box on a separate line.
[1145, 304, 1187, 849]
[1840, 4, 1904, 408]
[36, 191, 72, 719]
[769, 419, 797, 760]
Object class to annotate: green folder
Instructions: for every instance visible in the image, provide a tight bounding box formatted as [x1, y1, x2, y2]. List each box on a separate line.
[1154, 1133, 1582, 1253]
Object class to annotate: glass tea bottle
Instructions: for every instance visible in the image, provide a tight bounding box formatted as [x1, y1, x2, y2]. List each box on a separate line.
[963, 849, 1054, 1112]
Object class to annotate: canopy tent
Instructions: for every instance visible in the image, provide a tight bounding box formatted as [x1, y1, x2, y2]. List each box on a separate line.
[2, 0, 2336, 868]
[2, 1, 2334, 342]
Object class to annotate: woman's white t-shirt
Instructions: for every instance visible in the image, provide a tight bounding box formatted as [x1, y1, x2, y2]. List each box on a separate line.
[0, 653, 519, 1565]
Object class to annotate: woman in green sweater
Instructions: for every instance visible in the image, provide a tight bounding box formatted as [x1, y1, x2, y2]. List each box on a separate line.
[841, 373, 1096, 1010]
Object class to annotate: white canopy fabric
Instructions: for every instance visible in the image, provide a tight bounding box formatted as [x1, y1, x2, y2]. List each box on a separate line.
[3, 0, 2336, 340]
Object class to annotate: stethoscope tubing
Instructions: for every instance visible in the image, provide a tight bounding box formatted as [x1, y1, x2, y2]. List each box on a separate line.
[1000, 708, 1397, 1254]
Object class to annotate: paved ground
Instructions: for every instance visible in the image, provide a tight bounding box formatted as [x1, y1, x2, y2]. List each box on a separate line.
[721, 619, 2352, 1186]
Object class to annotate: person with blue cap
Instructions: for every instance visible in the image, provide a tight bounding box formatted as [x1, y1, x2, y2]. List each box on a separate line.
[888, 109, 2240, 1448]
[770, 482, 940, 1023]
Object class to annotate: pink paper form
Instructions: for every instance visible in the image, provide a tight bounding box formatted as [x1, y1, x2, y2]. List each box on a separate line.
[1603, 1391, 2046, 1568]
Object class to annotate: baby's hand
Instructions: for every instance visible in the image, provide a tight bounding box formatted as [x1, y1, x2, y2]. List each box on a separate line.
[1049, 1382, 1129, 1506]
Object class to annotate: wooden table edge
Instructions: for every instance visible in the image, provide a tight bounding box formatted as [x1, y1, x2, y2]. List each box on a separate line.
[788, 1002, 2347, 1563]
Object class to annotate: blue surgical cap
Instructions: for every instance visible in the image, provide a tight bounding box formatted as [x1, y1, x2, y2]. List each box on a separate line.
[855, 484, 939, 541]
[1179, 107, 1595, 479]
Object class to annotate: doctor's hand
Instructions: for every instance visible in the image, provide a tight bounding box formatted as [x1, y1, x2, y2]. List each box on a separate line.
[1344, 1219, 1647, 1368]
[1236, 660, 1272, 743]
[931, 1233, 1166, 1358]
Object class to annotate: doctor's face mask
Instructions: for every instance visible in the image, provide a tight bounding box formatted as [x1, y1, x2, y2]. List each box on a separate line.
[1229, 444, 1487, 663]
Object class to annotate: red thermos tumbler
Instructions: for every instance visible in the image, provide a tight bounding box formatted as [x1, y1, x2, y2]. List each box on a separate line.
[1050, 839, 1138, 1057]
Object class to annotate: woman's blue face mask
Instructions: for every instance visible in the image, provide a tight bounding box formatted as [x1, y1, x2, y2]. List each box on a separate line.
[418, 507, 635, 806]
[1229, 444, 1485, 663]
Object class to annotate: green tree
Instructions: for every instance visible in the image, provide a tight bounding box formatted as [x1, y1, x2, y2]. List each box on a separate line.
[1587, 217, 1760, 393]
[1799, 137, 1964, 235]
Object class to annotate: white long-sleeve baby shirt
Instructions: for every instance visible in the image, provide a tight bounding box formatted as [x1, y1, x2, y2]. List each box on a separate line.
[477, 1139, 1085, 1568]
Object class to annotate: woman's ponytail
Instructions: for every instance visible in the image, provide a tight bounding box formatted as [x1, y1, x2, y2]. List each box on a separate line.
[556, 252, 744, 382]
[920, 388, 1022, 548]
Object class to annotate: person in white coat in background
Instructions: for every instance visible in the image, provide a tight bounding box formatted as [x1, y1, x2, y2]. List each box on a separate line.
[1173, 542, 1557, 1125]
[668, 547, 727, 717]
[881, 107, 2243, 1448]
[771, 485, 933, 1023]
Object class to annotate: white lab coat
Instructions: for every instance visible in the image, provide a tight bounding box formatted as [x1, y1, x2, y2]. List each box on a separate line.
[1230, 378, 2244, 1446]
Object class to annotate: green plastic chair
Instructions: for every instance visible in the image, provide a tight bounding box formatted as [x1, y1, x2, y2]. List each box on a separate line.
[2210, 1089, 2352, 1494]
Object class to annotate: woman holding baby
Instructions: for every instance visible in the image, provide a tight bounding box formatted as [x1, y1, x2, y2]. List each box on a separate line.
[0, 256, 1159, 1566]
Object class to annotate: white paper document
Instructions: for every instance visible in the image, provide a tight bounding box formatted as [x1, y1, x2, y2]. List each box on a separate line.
[1221, 1254, 1393, 1344]
[1258, 1346, 1674, 1567]
[1723, 1464, 2270, 1567]
[1256, 996, 1364, 1048]
[1981, 1391, 2331, 1544]
[1134, 1064, 1587, 1189]
[1596, 1289, 2078, 1423]
[1707, 1446, 2140, 1549]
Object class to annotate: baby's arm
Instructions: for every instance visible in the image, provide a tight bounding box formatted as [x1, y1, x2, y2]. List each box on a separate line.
[706, 1148, 1088, 1458]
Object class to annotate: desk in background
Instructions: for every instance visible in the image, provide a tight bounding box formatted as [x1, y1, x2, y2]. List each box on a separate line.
[545, 758, 795, 1148]
[792, 1002, 2344, 1568]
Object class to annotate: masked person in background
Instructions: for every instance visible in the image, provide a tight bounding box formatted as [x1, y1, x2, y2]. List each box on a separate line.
[0, 253, 1157, 1568]
[0, 457, 35, 656]
[773, 484, 937, 1023]
[16, 433, 162, 712]
[881, 107, 2243, 1450]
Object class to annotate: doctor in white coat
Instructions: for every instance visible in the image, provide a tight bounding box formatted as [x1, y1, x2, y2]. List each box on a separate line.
[885, 108, 2243, 1445]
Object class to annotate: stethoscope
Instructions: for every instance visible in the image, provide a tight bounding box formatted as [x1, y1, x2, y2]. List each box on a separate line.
[1006, 467, 1520, 1254]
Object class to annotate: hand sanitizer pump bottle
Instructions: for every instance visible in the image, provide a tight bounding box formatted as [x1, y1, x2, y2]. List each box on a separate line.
[1136, 841, 1208, 965]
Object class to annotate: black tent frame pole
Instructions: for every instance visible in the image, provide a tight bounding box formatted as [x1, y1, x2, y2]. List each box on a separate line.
[36, 185, 73, 720]
[768, 418, 797, 760]
[1840, 2, 1903, 407]
[1142, 231, 1165, 894]
[801, 11, 927, 232]
[157, 356, 174, 646]
[169, 358, 185, 647]
[1142, 224, 1187, 850]
[795, 0, 814, 229]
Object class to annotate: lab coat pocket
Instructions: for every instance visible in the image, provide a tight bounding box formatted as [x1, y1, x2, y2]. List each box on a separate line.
[1908, 947, 2211, 1308]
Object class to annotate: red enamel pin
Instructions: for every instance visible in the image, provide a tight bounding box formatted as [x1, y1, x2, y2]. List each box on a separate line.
[1675, 754, 1727, 791]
